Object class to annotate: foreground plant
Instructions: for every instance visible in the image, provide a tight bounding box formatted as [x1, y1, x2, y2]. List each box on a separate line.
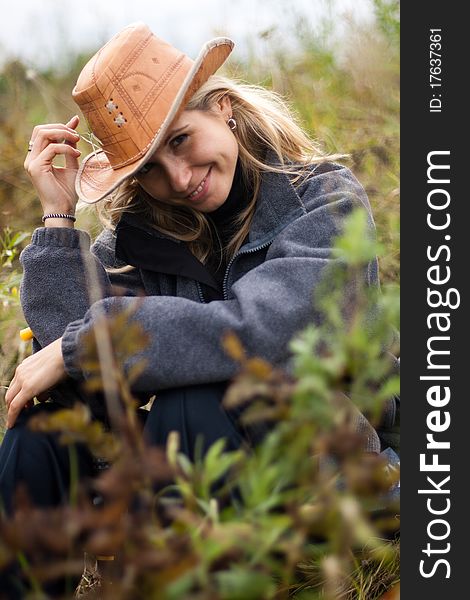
[0, 210, 399, 599]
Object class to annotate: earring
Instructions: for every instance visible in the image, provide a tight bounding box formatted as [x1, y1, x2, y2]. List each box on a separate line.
[227, 117, 237, 131]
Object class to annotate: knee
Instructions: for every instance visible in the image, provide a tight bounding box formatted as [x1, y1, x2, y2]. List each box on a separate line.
[1, 403, 70, 470]
[1, 412, 54, 467]
[0, 405, 91, 513]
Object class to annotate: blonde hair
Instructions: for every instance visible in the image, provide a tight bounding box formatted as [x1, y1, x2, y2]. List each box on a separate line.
[97, 75, 341, 264]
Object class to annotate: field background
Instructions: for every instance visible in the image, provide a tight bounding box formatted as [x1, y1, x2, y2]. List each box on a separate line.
[0, 2, 399, 596]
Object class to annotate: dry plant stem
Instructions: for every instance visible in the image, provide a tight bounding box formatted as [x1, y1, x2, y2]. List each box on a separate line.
[78, 235, 145, 455]
[78, 236, 125, 436]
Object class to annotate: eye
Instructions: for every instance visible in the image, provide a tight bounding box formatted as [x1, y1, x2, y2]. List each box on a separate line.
[170, 134, 188, 148]
[137, 162, 153, 176]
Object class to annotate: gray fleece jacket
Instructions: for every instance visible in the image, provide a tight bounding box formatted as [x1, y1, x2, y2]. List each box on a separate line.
[20, 162, 386, 449]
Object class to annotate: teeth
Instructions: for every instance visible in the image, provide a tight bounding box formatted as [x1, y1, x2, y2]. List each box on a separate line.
[188, 176, 206, 199]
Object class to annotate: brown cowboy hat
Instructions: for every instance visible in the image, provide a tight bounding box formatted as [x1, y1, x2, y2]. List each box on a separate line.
[72, 22, 234, 203]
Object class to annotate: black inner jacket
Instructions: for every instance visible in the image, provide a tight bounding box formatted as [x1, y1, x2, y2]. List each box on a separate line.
[115, 160, 253, 302]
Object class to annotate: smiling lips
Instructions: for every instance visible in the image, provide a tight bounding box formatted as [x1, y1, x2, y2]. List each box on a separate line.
[186, 169, 211, 202]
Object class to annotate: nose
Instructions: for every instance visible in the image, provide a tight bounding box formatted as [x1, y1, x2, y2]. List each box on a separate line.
[165, 158, 192, 195]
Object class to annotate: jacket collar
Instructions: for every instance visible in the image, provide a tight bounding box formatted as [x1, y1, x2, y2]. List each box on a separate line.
[115, 215, 220, 290]
[248, 159, 307, 242]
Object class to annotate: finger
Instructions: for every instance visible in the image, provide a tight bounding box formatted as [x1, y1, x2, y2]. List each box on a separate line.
[27, 123, 80, 158]
[7, 392, 30, 428]
[5, 375, 19, 407]
[26, 129, 81, 170]
[64, 139, 81, 171]
[30, 122, 80, 144]
[30, 129, 81, 156]
[7, 402, 21, 428]
[65, 115, 80, 130]
[64, 117, 81, 170]
[28, 143, 81, 175]
[64, 152, 80, 172]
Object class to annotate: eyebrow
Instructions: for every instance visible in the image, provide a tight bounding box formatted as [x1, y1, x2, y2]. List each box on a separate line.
[164, 124, 189, 145]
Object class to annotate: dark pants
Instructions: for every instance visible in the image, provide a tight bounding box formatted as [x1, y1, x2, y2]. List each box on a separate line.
[0, 381, 257, 598]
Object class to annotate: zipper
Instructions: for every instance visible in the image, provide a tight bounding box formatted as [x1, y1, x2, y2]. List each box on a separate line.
[196, 280, 207, 304]
[221, 202, 307, 300]
[222, 239, 273, 300]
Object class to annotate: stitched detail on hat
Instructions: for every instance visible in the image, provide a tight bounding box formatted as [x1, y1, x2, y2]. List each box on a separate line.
[81, 163, 114, 190]
[106, 33, 153, 123]
[90, 48, 104, 86]
[86, 103, 114, 146]
[114, 32, 153, 80]
[103, 55, 185, 169]
[112, 54, 185, 130]
[140, 54, 185, 116]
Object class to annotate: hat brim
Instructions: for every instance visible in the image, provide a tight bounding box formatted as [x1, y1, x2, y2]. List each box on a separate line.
[75, 37, 234, 204]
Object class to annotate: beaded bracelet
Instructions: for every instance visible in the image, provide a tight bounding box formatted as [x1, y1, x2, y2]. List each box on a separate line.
[42, 213, 76, 223]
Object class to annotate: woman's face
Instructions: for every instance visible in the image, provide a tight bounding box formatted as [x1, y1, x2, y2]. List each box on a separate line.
[135, 96, 239, 213]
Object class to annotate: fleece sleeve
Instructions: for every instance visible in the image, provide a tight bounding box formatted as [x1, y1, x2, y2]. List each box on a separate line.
[19, 226, 144, 348]
[61, 190, 378, 390]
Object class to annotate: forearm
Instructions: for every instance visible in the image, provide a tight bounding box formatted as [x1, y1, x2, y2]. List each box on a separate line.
[20, 226, 112, 347]
[60, 256, 347, 390]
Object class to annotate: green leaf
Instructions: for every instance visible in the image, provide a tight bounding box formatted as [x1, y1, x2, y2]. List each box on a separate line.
[215, 568, 276, 600]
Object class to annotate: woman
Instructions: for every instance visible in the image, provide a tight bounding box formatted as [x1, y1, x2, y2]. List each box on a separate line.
[1, 22, 385, 514]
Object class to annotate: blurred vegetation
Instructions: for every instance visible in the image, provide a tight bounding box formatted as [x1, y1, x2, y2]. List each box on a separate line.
[0, 208, 399, 599]
[0, 1, 399, 597]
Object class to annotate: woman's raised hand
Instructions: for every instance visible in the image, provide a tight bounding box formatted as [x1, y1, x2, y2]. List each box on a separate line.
[24, 115, 82, 215]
